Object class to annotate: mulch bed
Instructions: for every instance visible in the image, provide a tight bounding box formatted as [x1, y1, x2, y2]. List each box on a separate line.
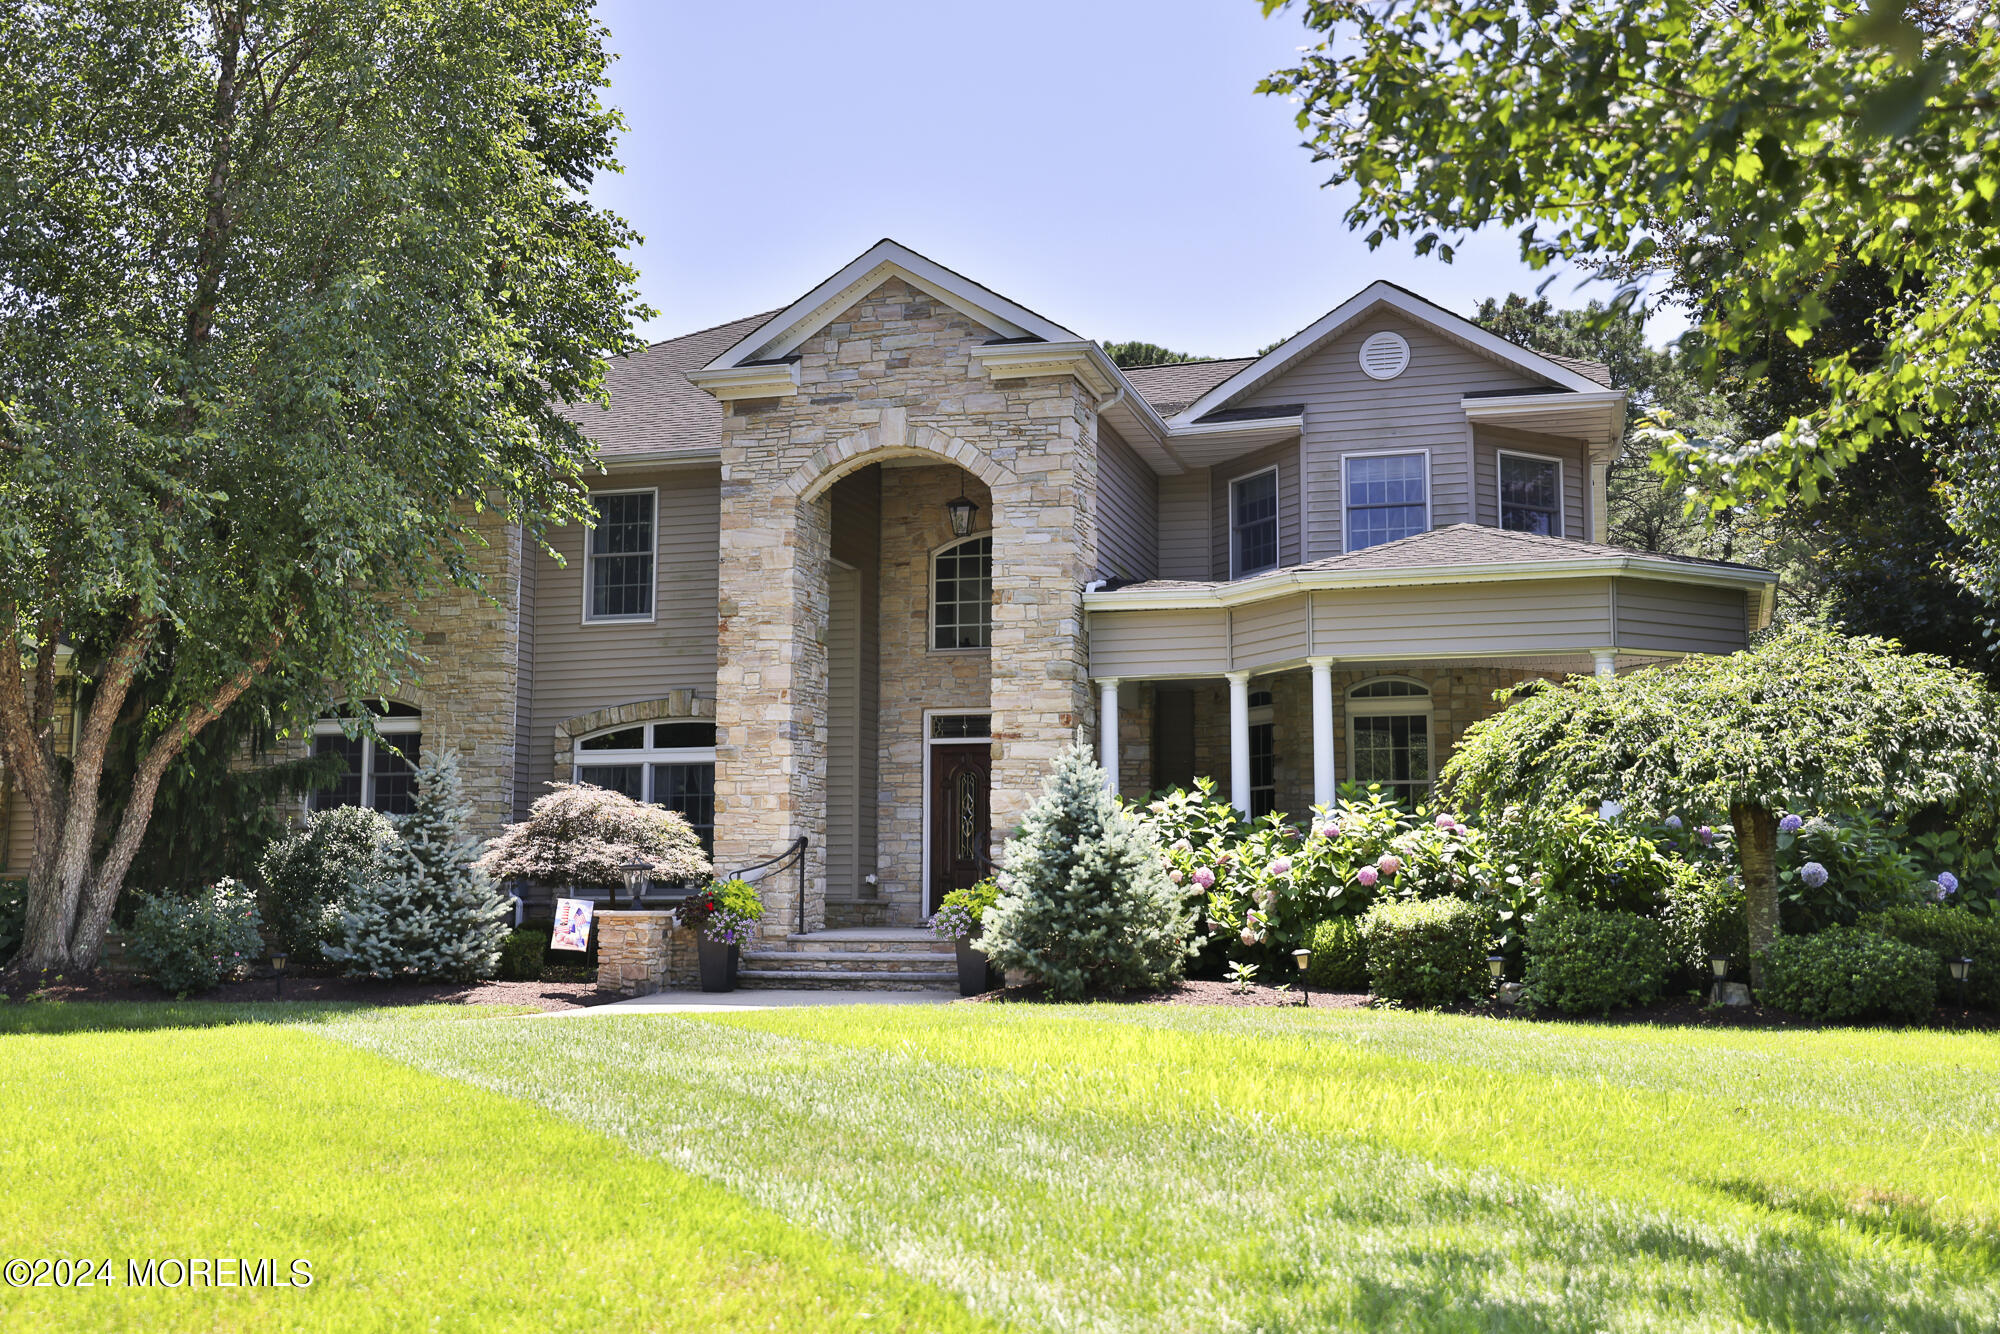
[964, 980, 2000, 1029]
[1, 971, 615, 1013]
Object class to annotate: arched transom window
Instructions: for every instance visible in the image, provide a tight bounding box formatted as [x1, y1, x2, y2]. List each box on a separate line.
[573, 720, 718, 852]
[310, 701, 421, 816]
[1347, 678, 1432, 802]
[932, 534, 992, 651]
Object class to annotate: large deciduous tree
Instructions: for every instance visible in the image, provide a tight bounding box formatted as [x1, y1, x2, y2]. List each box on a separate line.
[0, 1, 645, 975]
[1260, 1, 2000, 583]
[1441, 626, 2000, 979]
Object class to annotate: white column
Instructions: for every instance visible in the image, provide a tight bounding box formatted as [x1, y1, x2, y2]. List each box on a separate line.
[1592, 649, 1618, 679]
[1309, 656, 1336, 809]
[1098, 677, 1121, 794]
[1226, 670, 1253, 814]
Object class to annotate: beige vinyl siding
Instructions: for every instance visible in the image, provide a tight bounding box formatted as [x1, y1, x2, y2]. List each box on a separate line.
[1089, 610, 1231, 678]
[1236, 313, 1543, 558]
[1615, 578, 1751, 655]
[1211, 440, 1301, 580]
[1314, 580, 1613, 658]
[825, 563, 863, 898]
[1472, 427, 1590, 541]
[3, 776, 28, 876]
[511, 523, 539, 819]
[827, 469, 880, 898]
[1157, 472, 1211, 580]
[1230, 594, 1311, 665]
[1096, 425, 1159, 581]
[524, 465, 720, 796]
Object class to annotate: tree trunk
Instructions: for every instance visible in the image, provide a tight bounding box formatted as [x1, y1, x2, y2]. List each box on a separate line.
[1732, 800, 1779, 988]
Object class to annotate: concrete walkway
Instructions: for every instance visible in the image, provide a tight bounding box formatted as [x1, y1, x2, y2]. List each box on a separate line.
[540, 987, 959, 1016]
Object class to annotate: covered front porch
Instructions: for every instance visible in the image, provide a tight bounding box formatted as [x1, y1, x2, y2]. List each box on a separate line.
[1085, 526, 1778, 814]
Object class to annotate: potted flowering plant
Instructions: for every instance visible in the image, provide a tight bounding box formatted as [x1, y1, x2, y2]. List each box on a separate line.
[676, 878, 763, 991]
[930, 877, 1000, 996]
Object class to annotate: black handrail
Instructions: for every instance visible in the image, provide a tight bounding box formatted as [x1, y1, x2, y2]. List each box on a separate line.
[730, 836, 810, 935]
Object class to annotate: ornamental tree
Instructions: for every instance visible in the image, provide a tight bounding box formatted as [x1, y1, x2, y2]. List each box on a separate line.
[1259, 2, 2000, 580]
[0, 1, 644, 975]
[1440, 626, 2000, 976]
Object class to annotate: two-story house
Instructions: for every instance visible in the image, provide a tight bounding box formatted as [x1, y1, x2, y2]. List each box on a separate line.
[0, 240, 1778, 952]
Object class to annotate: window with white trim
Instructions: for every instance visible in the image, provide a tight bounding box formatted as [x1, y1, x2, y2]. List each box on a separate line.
[1344, 453, 1429, 551]
[573, 720, 717, 854]
[309, 702, 421, 816]
[932, 534, 992, 650]
[1498, 451, 1563, 536]
[1347, 678, 1432, 803]
[1230, 469, 1280, 578]
[586, 490, 656, 621]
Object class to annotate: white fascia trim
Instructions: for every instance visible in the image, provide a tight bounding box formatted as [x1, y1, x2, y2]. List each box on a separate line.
[1464, 390, 1629, 459]
[685, 362, 801, 401]
[1174, 282, 1608, 423]
[703, 240, 1079, 370]
[1166, 413, 1306, 441]
[591, 448, 724, 469]
[1083, 556, 1779, 611]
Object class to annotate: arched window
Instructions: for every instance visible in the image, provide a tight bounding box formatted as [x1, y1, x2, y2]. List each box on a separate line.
[310, 701, 421, 815]
[931, 534, 992, 650]
[573, 720, 717, 852]
[1347, 678, 1432, 803]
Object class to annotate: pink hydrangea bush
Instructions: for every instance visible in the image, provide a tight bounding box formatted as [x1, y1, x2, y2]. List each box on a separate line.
[475, 783, 712, 888]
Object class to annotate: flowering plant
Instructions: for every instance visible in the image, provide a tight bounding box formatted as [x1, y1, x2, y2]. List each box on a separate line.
[929, 878, 1000, 939]
[675, 877, 763, 944]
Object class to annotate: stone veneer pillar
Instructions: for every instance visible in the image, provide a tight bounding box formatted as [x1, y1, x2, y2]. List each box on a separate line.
[594, 910, 699, 996]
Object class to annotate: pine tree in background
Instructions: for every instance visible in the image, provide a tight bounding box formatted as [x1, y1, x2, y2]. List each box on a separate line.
[981, 744, 1193, 1000]
[326, 750, 511, 981]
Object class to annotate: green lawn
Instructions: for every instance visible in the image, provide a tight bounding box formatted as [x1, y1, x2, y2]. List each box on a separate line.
[3, 1002, 1997, 1332]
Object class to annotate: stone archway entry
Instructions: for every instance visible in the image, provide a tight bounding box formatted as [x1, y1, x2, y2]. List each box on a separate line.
[928, 741, 991, 914]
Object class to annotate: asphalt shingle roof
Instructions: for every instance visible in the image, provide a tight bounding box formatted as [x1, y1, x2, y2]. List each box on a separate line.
[1117, 357, 1257, 416]
[561, 311, 777, 459]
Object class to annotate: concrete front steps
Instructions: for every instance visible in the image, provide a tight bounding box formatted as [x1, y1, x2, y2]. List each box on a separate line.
[738, 927, 958, 992]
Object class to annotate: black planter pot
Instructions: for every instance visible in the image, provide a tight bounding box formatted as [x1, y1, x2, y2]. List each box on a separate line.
[698, 937, 737, 993]
[955, 934, 992, 997]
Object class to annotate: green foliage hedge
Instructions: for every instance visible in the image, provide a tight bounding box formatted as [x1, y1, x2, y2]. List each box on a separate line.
[1522, 906, 1673, 1016]
[1358, 897, 1490, 1009]
[1305, 917, 1368, 991]
[257, 805, 397, 964]
[126, 879, 264, 995]
[0, 878, 24, 968]
[1756, 928, 1938, 1023]
[496, 925, 547, 982]
[1858, 907, 2000, 1010]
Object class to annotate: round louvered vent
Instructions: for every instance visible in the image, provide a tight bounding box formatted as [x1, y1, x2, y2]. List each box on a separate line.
[1358, 330, 1411, 380]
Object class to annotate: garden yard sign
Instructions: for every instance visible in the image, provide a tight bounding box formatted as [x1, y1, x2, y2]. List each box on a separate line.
[552, 899, 594, 953]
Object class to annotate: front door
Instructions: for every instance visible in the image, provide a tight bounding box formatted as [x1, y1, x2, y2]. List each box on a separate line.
[929, 742, 991, 913]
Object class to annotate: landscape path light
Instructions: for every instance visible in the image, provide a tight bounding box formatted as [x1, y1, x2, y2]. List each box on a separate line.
[1949, 956, 1973, 1009]
[1709, 953, 1730, 1005]
[271, 950, 288, 1002]
[618, 858, 650, 910]
[1292, 948, 1311, 1007]
[1487, 955, 1505, 985]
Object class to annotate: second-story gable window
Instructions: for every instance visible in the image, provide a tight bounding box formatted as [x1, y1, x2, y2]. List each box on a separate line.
[586, 489, 656, 622]
[1344, 452, 1429, 552]
[1230, 469, 1280, 577]
[1498, 451, 1563, 536]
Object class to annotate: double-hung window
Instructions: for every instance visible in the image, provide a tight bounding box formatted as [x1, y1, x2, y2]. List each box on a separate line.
[586, 490, 656, 622]
[1343, 452, 1429, 552]
[1498, 451, 1563, 536]
[309, 703, 422, 816]
[573, 721, 718, 855]
[1229, 469, 1280, 578]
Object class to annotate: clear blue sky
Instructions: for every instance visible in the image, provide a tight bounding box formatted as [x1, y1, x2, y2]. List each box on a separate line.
[589, 1, 1670, 354]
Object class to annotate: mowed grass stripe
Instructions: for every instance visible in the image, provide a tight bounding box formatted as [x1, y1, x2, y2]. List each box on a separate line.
[0, 1011, 995, 1334]
[336, 1007, 2000, 1333]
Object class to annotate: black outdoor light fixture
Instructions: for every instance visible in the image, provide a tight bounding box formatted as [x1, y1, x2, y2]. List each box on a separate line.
[1709, 953, 1730, 1004]
[1949, 956, 1973, 1008]
[271, 951, 287, 1002]
[1487, 955, 1505, 986]
[946, 495, 979, 538]
[618, 858, 650, 910]
[1292, 948, 1312, 1007]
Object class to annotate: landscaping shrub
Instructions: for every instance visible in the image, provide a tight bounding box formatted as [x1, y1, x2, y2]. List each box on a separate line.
[1858, 906, 2000, 1009]
[1521, 905, 1673, 1015]
[1357, 897, 1491, 1008]
[1756, 928, 1938, 1023]
[126, 879, 264, 995]
[1775, 809, 1929, 931]
[1304, 916, 1368, 991]
[328, 752, 512, 981]
[1658, 863, 1747, 981]
[0, 878, 24, 968]
[256, 805, 397, 963]
[984, 745, 1193, 1000]
[476, 782, 711, 889]
[496, 925, 547, 981]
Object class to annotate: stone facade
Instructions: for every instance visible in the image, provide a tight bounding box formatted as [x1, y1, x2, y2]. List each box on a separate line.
[711, 278, 1098, 939]
[594, 909, 699, 995]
